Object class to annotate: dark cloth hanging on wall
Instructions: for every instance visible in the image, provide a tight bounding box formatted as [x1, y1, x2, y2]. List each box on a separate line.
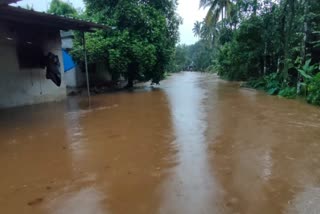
[45, 52, 61, 87]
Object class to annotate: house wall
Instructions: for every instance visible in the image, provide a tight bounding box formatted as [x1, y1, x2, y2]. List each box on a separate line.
[61, 31, 74, 49]
[61, 31, 86, 88]
[64, 67, 77, 87]
[64, 67, 86, 88]
[0, 23, 66, 108]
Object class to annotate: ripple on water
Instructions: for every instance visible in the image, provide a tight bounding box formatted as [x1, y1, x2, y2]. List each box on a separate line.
[287, 187, 320, 214]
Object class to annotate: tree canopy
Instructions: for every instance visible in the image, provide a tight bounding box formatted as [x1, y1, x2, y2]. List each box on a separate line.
[47, 0, 77, 17]
[70, 0, 181, 87]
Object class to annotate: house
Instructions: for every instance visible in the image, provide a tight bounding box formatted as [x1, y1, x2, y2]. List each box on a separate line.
[0, 1, 107, 108]
[61, 30, 86, 88]
[61, 31, 113, 90]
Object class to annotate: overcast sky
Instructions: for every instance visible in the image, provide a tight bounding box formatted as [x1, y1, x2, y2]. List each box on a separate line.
[14, 0, 206, 45]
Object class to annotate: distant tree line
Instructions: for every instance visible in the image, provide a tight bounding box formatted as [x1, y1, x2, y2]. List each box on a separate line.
[174, 42, 215, 72]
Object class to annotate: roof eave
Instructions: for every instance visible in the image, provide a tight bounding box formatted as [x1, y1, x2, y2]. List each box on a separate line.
[0, 6, 109, 32]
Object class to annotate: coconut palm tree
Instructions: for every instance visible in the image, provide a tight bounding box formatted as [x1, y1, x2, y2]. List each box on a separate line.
[199, 0, 233, 27]
[193, 20, 217, 43]
[193, 21, 202, 37]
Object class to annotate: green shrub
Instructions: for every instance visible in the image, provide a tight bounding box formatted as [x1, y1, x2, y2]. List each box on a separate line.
[307, 73, 320, 105]
[279, 87, 297, 99]
[263, 73, 283, 95]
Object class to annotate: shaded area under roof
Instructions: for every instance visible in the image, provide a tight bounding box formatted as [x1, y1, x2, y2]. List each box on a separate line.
[0, 5, 108, 32]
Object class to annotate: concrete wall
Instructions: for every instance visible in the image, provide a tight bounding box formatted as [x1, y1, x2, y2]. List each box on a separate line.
[0, 23, 66, 108]
[61, 31, 87, 88]
[64, 67, 77, 88]
[64, 67, 86, 88]
[61, 31, 73, 49]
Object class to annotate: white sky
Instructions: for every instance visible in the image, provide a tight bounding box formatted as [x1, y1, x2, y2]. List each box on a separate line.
[14, 0, 206, 45]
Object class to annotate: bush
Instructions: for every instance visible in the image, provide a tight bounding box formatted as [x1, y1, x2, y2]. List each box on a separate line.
[214, 17, 265, 81]
[279, 87, 297, 99]
[307, 73, 320, 105]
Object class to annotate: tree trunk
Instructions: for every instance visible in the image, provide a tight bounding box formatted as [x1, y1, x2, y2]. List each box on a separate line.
[221, 7, 224, 20]
[253, 0, 258, 16]
[282, 0, 295, 81]
[298, 0, 309, 92]
[125, 63, 136, 88]
[302, 0, 309, 63]
[263, 42, 267, 75]
[126, 77, 134, 88]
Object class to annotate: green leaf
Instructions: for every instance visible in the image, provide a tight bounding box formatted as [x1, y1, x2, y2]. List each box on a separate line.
[267, 88, 278, 95]
[303, 59, 312, 71]
[298, 69, 313, 79]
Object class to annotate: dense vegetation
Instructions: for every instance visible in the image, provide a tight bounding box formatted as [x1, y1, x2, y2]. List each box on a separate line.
[47, 0, 78, 17]
[48, 0, 180, 87]
[186, 0, 320, 105]
[79, 0, 180, 87]
[174, 41, 215, 72]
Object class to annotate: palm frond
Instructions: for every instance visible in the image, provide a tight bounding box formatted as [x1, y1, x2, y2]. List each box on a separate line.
[204, 4, 221, 27]
[200, 0, 219, 9]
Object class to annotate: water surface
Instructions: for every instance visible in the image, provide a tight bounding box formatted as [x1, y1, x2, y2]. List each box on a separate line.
[0, 72, 320, 214]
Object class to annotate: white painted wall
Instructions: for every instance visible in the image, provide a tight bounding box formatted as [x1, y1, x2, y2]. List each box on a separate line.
[61, 36, 73, 49]
[64, 67, 77, 87]
[0, 23, 66, 108]
[64, 67, 86, 88]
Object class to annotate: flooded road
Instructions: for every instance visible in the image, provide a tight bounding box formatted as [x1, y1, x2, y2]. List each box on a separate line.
[1, 72, 320, 214]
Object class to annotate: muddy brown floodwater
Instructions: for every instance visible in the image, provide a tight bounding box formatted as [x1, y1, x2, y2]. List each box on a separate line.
[1, 72, 320, 214]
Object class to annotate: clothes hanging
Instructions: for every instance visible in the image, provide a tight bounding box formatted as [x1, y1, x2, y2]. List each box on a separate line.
[45, 52, 61, 87]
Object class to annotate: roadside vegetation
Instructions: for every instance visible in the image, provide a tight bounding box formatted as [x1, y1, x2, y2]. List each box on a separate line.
[177, 0, 320, 105]
[48, 0, 181, 88]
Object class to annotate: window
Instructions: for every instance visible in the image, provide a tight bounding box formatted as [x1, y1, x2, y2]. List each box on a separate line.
[17, 42, 45, 68]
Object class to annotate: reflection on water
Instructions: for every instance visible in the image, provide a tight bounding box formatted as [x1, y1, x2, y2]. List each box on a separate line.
[287, 187, 320, 214]
[46, 187, 105, 214]
[0, 72, 320, 214]
[159, 72, 220, 214]
[206, 78, 320, 214]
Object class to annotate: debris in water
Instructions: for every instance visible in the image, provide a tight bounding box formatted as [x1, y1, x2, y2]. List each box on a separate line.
[27, 197, 44, 206]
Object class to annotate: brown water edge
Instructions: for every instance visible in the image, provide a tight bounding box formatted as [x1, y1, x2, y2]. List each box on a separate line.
[0, 72, 320, 214]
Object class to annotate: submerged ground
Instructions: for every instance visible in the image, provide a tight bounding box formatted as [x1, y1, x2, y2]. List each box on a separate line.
[0, 72, 320, 214]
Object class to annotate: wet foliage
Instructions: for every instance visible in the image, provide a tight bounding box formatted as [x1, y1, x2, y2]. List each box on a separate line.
[191, 0, 320, 105]
[47, 0, 78, 17]
[56, 0, 181, 87]
[173, 41, 215, 72]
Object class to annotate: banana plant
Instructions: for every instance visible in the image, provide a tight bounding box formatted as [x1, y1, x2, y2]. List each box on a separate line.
[297, 59, 317, 80]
